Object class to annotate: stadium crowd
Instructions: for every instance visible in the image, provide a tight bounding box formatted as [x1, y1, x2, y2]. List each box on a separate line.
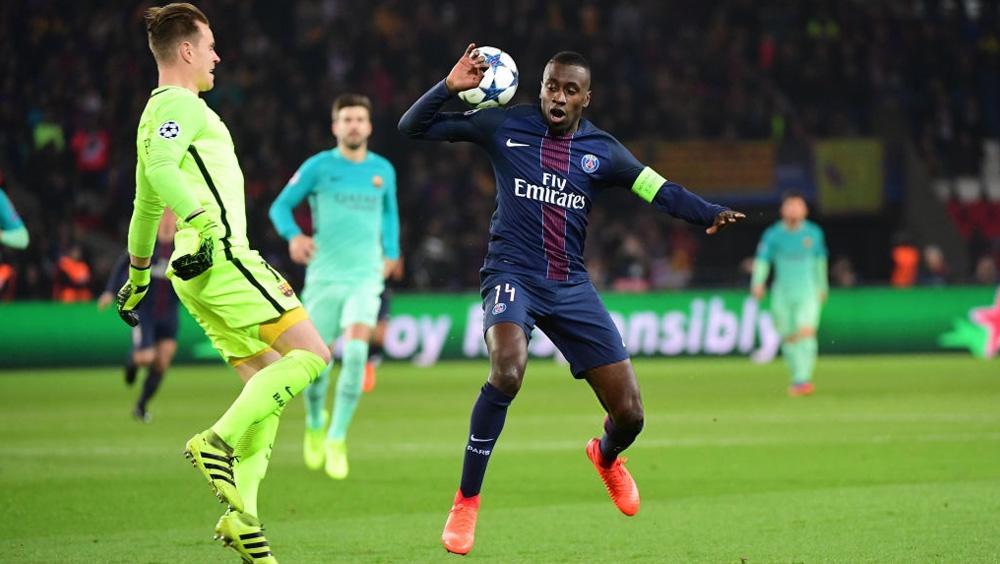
[1, 0, 998, 300]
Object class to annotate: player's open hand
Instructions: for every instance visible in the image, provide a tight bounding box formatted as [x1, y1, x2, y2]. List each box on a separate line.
[290, 234, 316, 265]
[97, 291, 114, 311]
[445, 43, 488, 94]
[706, 210, 746, 235]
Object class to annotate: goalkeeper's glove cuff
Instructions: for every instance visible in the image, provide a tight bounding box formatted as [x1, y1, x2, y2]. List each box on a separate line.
[187, 211, 222, 236]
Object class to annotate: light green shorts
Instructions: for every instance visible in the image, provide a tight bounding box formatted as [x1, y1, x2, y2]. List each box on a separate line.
[302, 279, 384, 344]
[171, 248, 302, 361]
[770, 291, 822, 338]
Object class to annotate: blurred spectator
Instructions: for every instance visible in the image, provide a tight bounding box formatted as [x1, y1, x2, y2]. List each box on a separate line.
[53, 243, 92, 302]
[891, 233, 920, 288]
[920, 244, 950, 286]
[831, 255, 858, 287]
[974, 255, 998, 285]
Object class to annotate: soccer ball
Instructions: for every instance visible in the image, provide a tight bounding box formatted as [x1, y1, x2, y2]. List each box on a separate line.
[458, 46, 518, 109]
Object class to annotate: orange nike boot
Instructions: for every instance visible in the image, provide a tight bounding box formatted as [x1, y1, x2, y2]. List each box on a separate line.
[362, 361, 377, 393]
[441, 490, 480, 555]
[586, 438, 640, 516]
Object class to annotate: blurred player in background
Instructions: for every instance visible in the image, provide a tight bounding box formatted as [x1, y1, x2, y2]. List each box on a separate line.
[751, 192, 828, 396]
[0, 182, 29, 251]
[99, 210, 178, 422]
[120, 5, 330, 562]
[400, 45, 744, 555]
[269, 93, 400, 480]
[0, 176, 28, 298]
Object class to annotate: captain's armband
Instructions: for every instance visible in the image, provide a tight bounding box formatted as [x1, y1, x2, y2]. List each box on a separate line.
[631, 167, 666, 203]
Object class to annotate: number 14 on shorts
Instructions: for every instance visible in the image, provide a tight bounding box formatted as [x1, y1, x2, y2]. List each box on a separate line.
[493, 283, 516, 304]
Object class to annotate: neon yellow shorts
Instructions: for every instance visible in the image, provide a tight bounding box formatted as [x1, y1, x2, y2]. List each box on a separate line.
[770, 292, 822, 337]
[171, 248, 303, 361]
[302, 279, 384, 344]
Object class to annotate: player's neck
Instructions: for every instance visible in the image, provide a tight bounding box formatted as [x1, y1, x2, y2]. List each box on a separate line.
[337, 143, 367, 162]
[783, 218, 803, 230]
[157, 68, 199, 95]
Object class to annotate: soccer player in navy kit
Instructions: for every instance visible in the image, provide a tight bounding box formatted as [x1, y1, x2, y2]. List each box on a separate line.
[99, 210, 180, 422]
[399, 45, 745, 555]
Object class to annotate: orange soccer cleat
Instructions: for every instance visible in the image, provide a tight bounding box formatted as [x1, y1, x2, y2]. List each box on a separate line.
[441, 490, 480, 555]
[586, 438, 640, 516]
[788, 381, 815, 397]
[362, 361, 377, 393]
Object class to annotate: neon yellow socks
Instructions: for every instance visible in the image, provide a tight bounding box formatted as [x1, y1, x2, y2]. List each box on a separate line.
[212, 349, 326, 446]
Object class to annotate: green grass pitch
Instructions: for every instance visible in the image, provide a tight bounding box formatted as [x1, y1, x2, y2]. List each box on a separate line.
[1, 355, 999, 563]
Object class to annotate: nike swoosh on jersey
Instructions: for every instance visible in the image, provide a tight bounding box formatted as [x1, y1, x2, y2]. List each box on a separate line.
[506, 138, 530, 148]
[469, 435, 495, 442]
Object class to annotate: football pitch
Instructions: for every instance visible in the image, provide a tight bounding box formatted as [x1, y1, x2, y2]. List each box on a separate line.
[1, 355, 998, 563]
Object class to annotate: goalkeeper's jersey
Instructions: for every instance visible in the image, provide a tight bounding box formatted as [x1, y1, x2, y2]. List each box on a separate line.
[134, 86, 247, 260]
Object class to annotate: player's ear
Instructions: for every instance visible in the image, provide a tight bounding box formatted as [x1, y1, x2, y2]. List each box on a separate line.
[583, 90, 591, 109]
[178, 40, 194, 64]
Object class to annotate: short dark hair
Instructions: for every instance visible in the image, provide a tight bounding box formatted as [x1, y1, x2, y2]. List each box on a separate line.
[332, 93, 372, 118]
[145, 3, 209, 63]
[781, 190, 806, 203]
[547, 51, 591, 73]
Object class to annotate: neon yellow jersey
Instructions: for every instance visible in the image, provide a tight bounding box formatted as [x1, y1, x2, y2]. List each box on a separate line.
[130, 86, 247, 260]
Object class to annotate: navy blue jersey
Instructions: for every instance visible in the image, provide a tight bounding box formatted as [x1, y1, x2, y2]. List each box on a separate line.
[400, 80, 726, 282]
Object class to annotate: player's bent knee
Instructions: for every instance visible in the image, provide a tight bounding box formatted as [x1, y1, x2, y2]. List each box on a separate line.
[489, 364, 524, 396]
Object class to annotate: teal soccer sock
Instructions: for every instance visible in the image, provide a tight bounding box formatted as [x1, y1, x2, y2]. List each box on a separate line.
[328, 339, 368, 441]
[304, 362, 332, 430]
[797, 336, 818, 383]
[781, 340, 801, 384]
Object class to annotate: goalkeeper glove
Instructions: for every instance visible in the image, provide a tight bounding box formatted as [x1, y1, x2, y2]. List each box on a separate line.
[171, 211, 221, 280]
[117, 264, 151, 327]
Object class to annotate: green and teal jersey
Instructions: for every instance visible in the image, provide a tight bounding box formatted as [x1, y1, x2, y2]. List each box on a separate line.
[269, 148, 399, 285]
[0, 187, 28, 249]
[753, 220, 828, 298]
[0, 188, 24, 230]
[131, 86, 247, 262]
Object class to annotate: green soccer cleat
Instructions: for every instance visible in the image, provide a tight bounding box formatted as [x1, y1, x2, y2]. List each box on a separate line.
[214, 509, 277, 564]
[184, 430, 245, 512]
[324, 438, 349, 480]
[303, 410, 328, 470]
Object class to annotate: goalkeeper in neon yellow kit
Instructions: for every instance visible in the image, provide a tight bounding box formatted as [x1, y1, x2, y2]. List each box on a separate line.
[751, 192, 828, 397]
[118, 4, 330, 562]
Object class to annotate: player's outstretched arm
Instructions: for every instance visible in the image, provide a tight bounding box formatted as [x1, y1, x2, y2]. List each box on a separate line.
[398, 43, 491, 141]
[604, 139, 745, 233]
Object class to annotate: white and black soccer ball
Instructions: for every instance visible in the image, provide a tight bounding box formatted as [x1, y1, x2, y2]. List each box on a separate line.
[458, 46, 518, 109]
[158, 120, 181, 139]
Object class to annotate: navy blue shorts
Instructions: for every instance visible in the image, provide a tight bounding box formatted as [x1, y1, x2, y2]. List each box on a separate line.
[132, 310, 179, 350]
[481, 270, 629, 378]
[377, 288, 392, 322]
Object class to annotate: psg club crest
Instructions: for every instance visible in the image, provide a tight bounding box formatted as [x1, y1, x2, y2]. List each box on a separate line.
[581, 153, 600, 174]
[158, 121, 180, 139]
[492, 302, 507, 315]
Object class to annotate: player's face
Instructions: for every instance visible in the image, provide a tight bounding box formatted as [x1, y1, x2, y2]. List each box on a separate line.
[332, 106, 372, 150]
[540, 62, 591, 133]
[190, 21, 220, 92]
[781, 197, 808, 223]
